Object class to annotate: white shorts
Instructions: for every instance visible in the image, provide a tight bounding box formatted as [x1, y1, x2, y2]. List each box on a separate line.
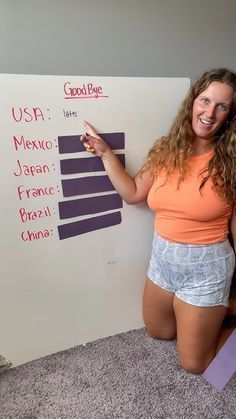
[147, 232, 235, 307]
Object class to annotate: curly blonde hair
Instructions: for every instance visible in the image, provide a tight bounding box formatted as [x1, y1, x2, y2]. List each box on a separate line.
[142, 68, 236, 203]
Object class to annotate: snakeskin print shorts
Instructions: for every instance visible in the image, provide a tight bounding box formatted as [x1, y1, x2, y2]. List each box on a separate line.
[147, 232, 235, 307]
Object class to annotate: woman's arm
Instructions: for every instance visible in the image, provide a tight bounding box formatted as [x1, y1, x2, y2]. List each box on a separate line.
[80, 121, 153, 204]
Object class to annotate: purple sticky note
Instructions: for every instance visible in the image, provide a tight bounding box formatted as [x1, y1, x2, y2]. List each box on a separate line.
[58, 193, 122, 219]
[62, 175, 115, 197]
[58, 132, 125, 154]
[60, 154, 125, 175]
[57, 211, 121, 240]
[202, 331, 236, 391]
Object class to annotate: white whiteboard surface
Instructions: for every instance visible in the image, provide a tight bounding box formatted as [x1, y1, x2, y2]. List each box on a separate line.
[0, 74, 190, 366]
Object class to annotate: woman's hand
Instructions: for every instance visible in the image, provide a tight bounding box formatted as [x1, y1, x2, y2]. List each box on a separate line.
[80, 120, 112, 159]
[80, 120, 153, 204]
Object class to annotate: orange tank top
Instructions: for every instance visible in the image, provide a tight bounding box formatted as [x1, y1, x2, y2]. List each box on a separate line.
[147, 150, 233, 244]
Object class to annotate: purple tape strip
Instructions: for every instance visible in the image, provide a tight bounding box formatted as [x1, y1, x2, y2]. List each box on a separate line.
[58, 211, 122, 240]
[62, 175, 115, 197]
[60, 154, 125, 175]
[58, 132, 125, 154]
[202, 332, 236, 391]
[58, 193, 122, 219]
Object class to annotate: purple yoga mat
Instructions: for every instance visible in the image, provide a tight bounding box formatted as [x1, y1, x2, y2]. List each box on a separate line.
[202, 331, 236, 391]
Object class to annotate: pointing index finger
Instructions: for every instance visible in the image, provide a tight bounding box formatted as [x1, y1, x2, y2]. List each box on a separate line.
[83, 120, 100, 139]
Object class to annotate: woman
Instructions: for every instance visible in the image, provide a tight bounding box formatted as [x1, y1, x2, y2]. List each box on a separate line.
[80, 68, 236, 374]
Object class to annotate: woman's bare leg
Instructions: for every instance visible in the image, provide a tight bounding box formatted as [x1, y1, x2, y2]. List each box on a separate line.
[173, 296, 235, 374]
[143, 278, 176, 340]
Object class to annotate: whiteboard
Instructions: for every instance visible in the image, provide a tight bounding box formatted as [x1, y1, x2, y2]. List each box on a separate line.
[0, 74, 190, 365]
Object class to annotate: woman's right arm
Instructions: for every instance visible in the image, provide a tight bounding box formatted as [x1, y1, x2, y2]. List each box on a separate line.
[80, 121, 153, 204]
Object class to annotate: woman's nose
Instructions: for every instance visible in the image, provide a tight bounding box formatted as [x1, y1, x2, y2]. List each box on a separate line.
[205, 105, 216, 118]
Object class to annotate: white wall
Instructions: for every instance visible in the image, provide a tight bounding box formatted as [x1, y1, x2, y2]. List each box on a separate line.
[0, 74, 189, 365]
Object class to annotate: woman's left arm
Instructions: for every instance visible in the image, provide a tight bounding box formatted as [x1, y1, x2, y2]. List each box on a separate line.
[230, 208, 236, 251]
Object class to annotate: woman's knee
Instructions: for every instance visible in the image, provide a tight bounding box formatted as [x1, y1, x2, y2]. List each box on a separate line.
[179, 356, 209, 375]
[145, 325, 176, 341]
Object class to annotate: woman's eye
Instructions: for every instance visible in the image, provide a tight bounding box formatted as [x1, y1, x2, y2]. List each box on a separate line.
[218, 104, 228, 111]
[201, 98, 209, 104]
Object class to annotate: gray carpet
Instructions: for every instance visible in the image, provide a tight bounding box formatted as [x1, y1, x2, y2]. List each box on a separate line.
[0, 328, 236, 419]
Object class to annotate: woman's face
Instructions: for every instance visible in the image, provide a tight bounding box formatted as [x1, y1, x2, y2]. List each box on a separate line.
[192, 81, 234, 141]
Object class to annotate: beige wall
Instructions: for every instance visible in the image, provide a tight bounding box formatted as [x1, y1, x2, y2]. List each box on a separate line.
[1, 0, 236, 82]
